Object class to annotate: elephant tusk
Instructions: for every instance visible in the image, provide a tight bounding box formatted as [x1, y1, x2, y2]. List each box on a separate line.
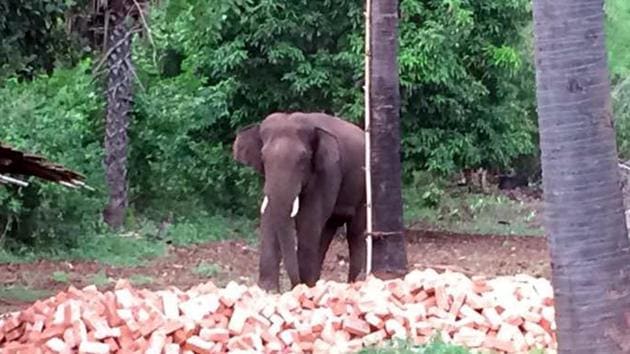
[260, 195, 269, 214]
[290, 197, 299, 218]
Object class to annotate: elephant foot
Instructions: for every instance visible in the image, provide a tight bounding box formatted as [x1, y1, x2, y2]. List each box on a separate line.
[258, 278, 280, 294]
[370, 269, 408, 281]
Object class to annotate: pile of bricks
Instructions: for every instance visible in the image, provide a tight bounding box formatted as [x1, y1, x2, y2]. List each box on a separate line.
[0, 269, 557, 353]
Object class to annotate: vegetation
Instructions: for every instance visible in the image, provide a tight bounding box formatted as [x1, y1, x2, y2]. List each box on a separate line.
[193, 262, 222, 278]
[0, 0, 628, 259]
[358, 337, 470, 353]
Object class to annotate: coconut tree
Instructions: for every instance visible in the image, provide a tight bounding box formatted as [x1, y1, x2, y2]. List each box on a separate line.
[532, 0, 630, 351]
[366, 0, 408, 278]
[99, 0, 146, 229]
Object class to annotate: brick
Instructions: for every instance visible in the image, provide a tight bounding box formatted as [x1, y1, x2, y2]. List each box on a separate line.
[435, 285, 450, 310]
[453, 326, 486, 347]
[45, 337, 71, 353]
[40, 325, 66, 341]
[313, 338, 331, 353]
[449, 292, 467, 316]
[228, 305, 249, 334]
[146, 330, 167, 354]
[342, 317, 370, 337]
[139, 315, 164, 337]
[279, 329, 298, 346]
[481, 307, 502, 330]
[164, 344, 181, 354]
[173, 328, 194, 345]
[199, 327, 229, 342]
[184, 335, 215, 354]
[365, 312, 384, 329]
[114, 289, 135, 308]
[161, 292, 180, 319]
[459, 305, 487, 326]
[385, 319, 406, 338]
[362, 329, 387, 347]
[78, 341, 110, 354]
[483, 335, 517, 353]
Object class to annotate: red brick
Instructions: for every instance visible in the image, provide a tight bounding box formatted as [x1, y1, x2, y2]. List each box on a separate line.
[184, 335, 214, 354]
[342, 317, 370, 337]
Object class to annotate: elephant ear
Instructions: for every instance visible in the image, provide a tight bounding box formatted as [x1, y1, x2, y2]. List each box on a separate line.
[312, 127, 341, 173]
[233, 123, 264, 174]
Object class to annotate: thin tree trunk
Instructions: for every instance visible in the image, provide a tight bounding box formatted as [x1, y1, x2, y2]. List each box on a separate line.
[532, 0, 630, 352]
[103, 0, 133, 229]
[368, 0, 407, 279]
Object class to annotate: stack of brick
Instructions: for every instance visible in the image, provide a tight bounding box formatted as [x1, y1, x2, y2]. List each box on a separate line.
[0, 269, 557, 353]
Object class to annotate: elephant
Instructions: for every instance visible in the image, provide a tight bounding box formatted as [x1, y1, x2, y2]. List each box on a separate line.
[232, 111, 367, 292]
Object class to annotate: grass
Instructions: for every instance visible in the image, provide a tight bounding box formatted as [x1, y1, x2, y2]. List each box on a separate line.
[358, 337, 547, 354]
[358, 337, 470, 354]
[403, 179, 542, 237]
[51, 271, 70, 284]
[0, 285, 53, 303]
[129, 274, 154, 286]
[164, 214, 257, 246]
[0, 177, 541, 269]
[0, 213, 256, 267]
[89, 271, 111, 287]
[193, 262, 222, 278]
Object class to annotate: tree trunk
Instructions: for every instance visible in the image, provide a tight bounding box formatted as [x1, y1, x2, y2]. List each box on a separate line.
[368, 0, 407, 279]
[103, 0, 133, 229]
[532, 0, 630, 352]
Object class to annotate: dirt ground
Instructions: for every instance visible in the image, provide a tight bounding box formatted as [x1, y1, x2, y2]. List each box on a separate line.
[0, 228, 550, 314]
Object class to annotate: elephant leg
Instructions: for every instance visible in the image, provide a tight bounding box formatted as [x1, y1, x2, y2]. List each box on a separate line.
[316, 222, 340, 278]
[279, 227, 301, 289]
[258, 221, 281, 292]
[346, 207, 367, 283]
[295, 208, 325, 287]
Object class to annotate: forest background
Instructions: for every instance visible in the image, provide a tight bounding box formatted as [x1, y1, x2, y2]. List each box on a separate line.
[1, 0, 629, 260]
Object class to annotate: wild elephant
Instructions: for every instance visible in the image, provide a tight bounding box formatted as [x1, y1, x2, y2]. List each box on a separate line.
[232, 112, 366, 292]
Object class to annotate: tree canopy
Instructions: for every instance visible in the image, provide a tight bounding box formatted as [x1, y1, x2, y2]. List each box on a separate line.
[0, 0, 629, 248]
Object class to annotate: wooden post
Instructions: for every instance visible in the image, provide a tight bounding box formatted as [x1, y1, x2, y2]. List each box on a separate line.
[364, 0, 373, 276]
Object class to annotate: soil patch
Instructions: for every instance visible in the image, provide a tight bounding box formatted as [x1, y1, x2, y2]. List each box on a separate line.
[0, 229, 549, 314]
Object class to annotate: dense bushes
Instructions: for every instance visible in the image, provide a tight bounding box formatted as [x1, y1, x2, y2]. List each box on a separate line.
[0, 61, 106, 248]
[140, 0, 536, 175]
[1, 0, 628, 249]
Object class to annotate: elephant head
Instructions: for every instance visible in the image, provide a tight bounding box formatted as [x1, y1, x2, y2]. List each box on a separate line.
[232, 113, 341, 291]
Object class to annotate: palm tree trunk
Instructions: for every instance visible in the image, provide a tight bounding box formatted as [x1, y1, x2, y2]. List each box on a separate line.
[368, 0, 407, 278]
[532, 0, 630, 352]
[103, 0, 133, 229]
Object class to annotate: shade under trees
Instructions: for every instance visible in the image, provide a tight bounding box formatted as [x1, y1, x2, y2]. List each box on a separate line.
[532, 0, 630, 352]
[366, 0, 408, 278]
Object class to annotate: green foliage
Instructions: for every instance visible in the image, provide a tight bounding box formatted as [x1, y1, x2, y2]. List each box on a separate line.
[358, 336, 470, 354]
[1, 0, 540, 249]
[398, 0, 536, 174]
[605, 0, 630, 77]
[0, 59, 107, 249]
[164, 214, 257, 246]
[0, 286, 52, 303]
[0, 0, 86, 81]
[193, 262, 221, 278]
[606, 0, 630, 158]
[129, 274, 154, 286]
[403, 176, 541, 236]
[51, 271, 70, 283]
[88, 271, 111, 287]
[140, 0, 537, 174]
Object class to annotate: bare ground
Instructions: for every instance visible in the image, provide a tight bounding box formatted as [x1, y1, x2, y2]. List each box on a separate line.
[0, 228, 549, 314]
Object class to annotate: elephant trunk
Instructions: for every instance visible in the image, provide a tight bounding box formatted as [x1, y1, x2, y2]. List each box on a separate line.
[260, 177, 302, 288]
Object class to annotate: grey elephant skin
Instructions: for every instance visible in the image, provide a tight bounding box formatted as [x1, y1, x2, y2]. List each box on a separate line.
[232, 112, 367, 292]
